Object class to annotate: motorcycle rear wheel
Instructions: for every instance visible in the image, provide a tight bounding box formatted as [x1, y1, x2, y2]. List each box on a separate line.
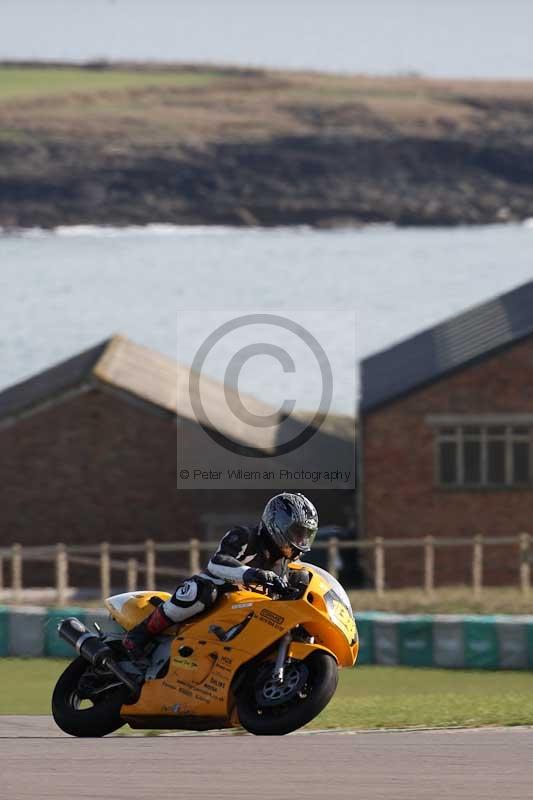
[52, 656, 130, 737]
[236, 651, 338, 736]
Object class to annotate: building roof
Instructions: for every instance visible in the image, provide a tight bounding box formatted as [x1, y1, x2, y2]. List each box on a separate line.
[1, 335, 357, 452]
[0, 334, 357, 452]
[292, 410, 357, 442]
[361, 279, 533, 413]
[95, 335, 278, 450]
[0, 335, 278, 450]
[0, 339, 109, 422]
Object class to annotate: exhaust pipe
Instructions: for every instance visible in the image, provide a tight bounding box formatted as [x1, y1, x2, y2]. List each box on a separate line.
[58, 618, 140, 696]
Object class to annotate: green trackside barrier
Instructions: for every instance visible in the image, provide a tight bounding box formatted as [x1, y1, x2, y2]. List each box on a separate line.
[398, 616, 434, 667]
[354, 614, 375, 665]
[354, 612, 533, 669]
[0, 607, 8, 657]
[527, 621, 533, 669]
[44, 608, 87, 657]
[2, 608, 533, 667]
[463, 616, 500, 670]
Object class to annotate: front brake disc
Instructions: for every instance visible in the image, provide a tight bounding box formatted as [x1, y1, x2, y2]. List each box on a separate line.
[255, 661, 309, 707]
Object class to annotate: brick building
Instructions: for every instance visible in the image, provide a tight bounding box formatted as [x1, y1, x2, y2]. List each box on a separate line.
[360, 280, 533, 587]
[0, 335, 355, 586]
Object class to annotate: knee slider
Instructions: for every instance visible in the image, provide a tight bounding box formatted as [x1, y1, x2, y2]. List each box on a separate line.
[195, 578, 218, 608]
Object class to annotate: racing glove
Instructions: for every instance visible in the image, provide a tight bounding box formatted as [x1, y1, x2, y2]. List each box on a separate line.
[243, 568, 288, 594]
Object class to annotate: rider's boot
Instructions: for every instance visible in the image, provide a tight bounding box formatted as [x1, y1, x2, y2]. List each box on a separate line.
[122, 605, 172, 662]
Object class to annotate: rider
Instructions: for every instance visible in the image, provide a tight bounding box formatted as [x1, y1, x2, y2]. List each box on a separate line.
[123, 492, 318, 661]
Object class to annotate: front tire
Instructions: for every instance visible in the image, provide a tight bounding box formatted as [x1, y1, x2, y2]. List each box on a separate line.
[236, 651, 338, 736]
[52, 656, 130, 737]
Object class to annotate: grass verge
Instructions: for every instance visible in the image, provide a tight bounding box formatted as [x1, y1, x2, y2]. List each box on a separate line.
[5, 585, 532, 616]
[318, 665, 533, 729]
[348, 586, 533, 615]
[1, 659, 532, 730]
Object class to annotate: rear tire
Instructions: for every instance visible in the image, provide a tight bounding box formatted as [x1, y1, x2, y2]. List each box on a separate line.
[52, 656, 130, 737]
[236, 651, 338, 736]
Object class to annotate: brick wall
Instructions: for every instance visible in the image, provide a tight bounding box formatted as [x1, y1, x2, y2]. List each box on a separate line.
[0, 387, 353, 586]
[361, 336, 533, 587]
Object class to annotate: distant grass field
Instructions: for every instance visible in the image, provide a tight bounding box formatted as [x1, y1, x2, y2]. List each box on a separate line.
[0, 66, 220, 100]
[1, 659, 532, 730]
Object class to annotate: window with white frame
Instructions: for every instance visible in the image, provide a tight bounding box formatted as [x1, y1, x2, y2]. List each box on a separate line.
[433, 420, 532, 488]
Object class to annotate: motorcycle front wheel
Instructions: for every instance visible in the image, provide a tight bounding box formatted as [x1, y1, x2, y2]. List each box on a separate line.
[52, 656, 130, 737]
[236, 651, 338, 736]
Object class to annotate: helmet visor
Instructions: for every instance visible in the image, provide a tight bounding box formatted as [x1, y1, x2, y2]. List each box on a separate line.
[287, 523, 317, 553]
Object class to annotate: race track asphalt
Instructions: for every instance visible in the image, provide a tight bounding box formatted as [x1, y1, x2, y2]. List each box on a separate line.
[1, 717, 531, 800]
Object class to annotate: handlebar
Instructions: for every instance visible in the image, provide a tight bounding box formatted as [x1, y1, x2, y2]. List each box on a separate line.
[268, 582, 302, 600]
[244, 580, 303, 600]
[243, 568, 311, 600]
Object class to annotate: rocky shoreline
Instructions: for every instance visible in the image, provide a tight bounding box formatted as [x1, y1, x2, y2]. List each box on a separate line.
[1, 64, 533, 229]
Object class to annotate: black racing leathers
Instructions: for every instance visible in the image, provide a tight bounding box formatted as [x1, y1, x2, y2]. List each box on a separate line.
[202, 525, 290, 585]
[160, 525, 291, 625]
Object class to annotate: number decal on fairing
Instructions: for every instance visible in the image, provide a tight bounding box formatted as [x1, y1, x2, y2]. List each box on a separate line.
[331, 599, 356, 641]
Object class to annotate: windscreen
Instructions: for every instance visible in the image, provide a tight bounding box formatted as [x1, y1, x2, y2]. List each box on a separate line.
[305, 563, 353, 613]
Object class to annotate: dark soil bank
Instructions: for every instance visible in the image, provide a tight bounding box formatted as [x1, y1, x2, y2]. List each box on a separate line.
[1, 64, 533, 228]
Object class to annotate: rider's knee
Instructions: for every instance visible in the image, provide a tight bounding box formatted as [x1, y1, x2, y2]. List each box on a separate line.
[195, 576, 219, 609]
[169, 576, 218, 610]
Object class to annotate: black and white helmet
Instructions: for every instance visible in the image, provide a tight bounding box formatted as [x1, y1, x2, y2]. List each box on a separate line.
[261, 492, 318, 555]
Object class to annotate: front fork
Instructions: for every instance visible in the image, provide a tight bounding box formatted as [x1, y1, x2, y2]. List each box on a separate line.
[272, 632, 292, 684]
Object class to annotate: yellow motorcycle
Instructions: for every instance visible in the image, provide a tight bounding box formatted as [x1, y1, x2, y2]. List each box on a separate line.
[52, 563, 358, 736]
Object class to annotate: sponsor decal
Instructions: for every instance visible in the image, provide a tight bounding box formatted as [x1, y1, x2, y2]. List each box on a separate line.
[207, 677, 225, 690]
[259, 608, 285, 632]
[232, 602, 253, 609]
[216, 656, 233, 674]
[260, 608, 285, 626]
[173, 656, 199, 670]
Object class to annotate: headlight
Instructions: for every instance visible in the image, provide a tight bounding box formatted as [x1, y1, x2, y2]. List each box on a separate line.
[324, 589, 357, 644]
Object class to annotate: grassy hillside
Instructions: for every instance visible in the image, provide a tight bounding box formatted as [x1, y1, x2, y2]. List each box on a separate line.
[1, 63, 533, 228]
[0, 65, 221, 100]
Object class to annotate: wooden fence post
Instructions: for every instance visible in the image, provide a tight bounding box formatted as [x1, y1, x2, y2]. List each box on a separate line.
[472, 534, 483, 599]
[374, 537, 385, 597]
[127, 558, 138, 593]
[189, 538, 201, 575]
[519, 532, 531, 596]
[327, 537, 339, 580]
[12, 544, 22, 604]
[100, 542, 110, 604]
[55, 543, 68, 606]
[424, 535, 435, 596]
[145, 539, 156, 588]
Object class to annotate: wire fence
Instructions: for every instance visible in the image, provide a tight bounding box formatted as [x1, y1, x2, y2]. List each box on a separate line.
[0, 534, 531, 605]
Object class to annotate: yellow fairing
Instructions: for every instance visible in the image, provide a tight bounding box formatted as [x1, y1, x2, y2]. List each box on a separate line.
[105, 591, 171, 631]
[120, 590, 273, 721]
[117, 567, 358, 724]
